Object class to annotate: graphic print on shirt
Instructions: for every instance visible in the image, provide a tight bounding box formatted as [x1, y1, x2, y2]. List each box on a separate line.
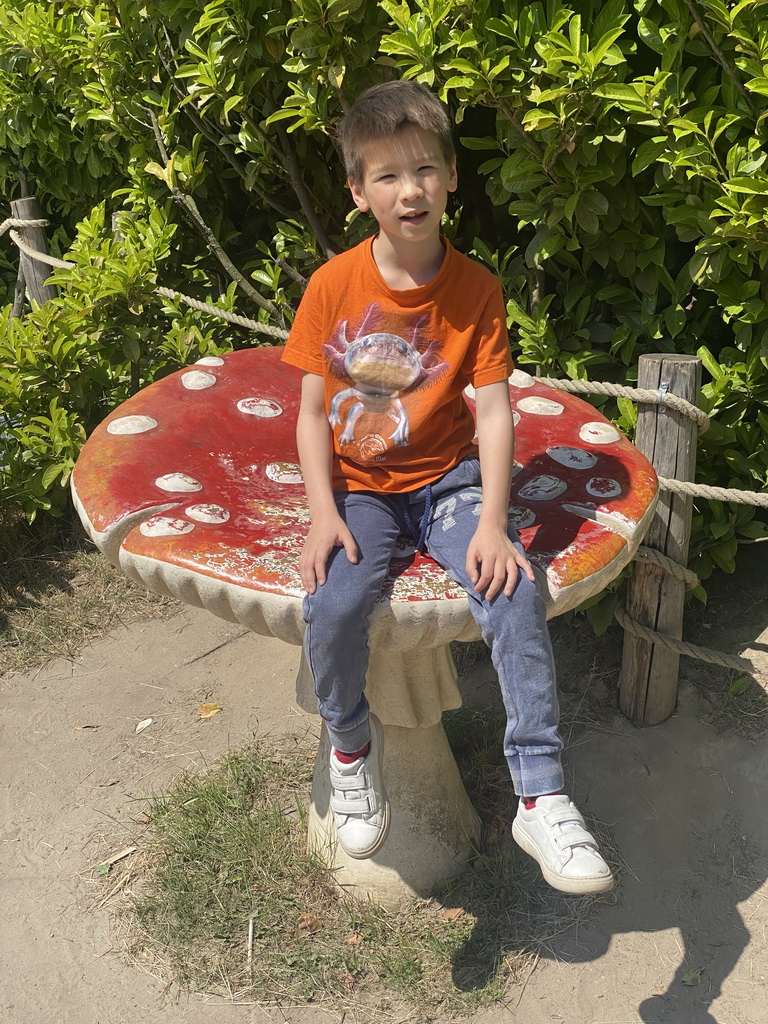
[322, 303, 448, 463]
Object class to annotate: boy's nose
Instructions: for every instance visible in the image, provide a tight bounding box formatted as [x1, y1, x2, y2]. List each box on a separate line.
[400, 177, 423, 201]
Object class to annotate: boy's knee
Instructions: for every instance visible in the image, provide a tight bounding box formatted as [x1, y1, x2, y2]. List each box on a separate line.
[304, 583, 371, 635]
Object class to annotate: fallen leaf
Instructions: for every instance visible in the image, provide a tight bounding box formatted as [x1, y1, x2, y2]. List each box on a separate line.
[297, 913, 323, 934]
[344, 932, 363, 949]
[439, 907, 466, 923]
[98, 780, 119, 787]
[681, 966, 705, 986]
[93, 861, 111, 877]
[342, 972, 355, 991]
[196, 702, 222, 719]
[728, 676, 751, 696]
[76, 724, 100, 730]
[135, 718, 153, 733]
[133, 814, 151, 824]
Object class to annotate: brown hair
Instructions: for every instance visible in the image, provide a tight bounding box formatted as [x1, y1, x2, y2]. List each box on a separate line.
[337, 80, 455, 183]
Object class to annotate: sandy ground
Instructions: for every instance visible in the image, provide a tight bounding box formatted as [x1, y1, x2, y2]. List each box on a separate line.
[1, 554, 767, 1024]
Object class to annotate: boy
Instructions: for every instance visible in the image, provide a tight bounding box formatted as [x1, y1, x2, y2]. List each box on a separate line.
[281, 81, 613, 895]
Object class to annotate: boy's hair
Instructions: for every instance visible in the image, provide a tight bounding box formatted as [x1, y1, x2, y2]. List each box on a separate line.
[337, 80, 455, 183]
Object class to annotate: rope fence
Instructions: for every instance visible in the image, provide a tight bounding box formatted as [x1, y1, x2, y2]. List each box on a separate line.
[539, 376, 711, 434]
[5, 215, 767, 691]
[3, 216, 289, 340]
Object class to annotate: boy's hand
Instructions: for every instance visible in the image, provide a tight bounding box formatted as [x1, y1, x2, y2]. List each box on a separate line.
[299, 512, 359, 594]
[466, 523, 535, 601]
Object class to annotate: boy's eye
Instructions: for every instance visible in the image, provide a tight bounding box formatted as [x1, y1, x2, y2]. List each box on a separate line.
[419, 165, 435, 172]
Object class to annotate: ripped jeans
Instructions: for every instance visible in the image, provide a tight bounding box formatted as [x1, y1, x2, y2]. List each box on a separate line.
[302, 456, 564, 797]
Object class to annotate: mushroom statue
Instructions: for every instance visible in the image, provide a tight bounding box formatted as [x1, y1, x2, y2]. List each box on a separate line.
[72, 346, 658, 904]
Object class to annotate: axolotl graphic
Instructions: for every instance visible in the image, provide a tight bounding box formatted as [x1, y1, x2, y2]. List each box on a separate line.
[322, 304, 448, 447]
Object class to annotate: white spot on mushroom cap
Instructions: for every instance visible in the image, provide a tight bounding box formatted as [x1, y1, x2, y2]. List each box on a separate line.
[517, 396, 564, 416]
[510, 369, 535, 388]
[238, 397, 283, 417]
[140, 516, 195, 537]
[155, 473, 203, 492]
[513, 411, 521, 426]
[195, 356, 225, 366]
[547, 446, 598, 469]
[463, 383, 476, 400]
[587, 477, 622, 499]
[266, 462, 304, 484]
[508, 506, 536, 529]
[518, 475, 567, 501]
[579, 421, 620, 444]
[107, 415, 158, 435]
[181, 370, 217, 390]
[185, 503, 230, 523]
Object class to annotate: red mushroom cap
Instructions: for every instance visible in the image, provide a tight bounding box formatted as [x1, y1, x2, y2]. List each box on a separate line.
[72, 349, 657, 623]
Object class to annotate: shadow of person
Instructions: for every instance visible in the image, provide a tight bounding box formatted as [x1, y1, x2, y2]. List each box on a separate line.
[578, 686, 765, 1023]
[438, 682, 767, 1023]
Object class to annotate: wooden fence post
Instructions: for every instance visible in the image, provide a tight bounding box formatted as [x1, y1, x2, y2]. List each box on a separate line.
[9, 196, 58, 305]
[619, 353, 702, 725]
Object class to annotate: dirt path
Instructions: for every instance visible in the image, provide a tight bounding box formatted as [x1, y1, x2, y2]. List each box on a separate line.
[1, 553, 766, 1024]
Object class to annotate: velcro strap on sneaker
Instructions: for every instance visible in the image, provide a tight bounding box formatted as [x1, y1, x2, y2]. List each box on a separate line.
[332, 772, 370, 792]
[555, 828, 598, 852]
[330, 795, 371, 815]
[543, 807, 586, 828]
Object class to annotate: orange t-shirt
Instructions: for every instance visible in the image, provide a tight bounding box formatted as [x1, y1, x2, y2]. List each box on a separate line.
[282, 236, 513, 493]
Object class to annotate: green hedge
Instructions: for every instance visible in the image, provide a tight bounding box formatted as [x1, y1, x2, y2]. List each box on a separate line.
[1, 0, 766, 581]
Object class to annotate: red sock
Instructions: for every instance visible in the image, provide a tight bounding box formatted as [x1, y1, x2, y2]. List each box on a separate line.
[334, 742, 370, 764]
[523, 790, 563, 810]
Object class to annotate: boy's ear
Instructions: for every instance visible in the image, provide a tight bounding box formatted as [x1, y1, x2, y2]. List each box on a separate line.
[348, 176, 370, 212]
[447, 156, 458, 193]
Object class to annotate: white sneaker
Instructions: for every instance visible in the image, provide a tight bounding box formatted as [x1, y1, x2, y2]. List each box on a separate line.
[512, 794, 614, 894]
[329, 713, 390, 859]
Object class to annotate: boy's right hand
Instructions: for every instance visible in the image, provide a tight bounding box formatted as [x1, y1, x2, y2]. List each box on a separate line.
[299, 513, 359, 594]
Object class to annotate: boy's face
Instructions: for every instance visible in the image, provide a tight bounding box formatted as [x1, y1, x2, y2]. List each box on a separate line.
[349, 126, 457, 245]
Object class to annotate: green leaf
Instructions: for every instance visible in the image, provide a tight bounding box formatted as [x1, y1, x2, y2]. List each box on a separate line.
[593, 83, 648, 111]
[637, 17, 664, 53]
[681, 966, 705, 986]
[222, 95, 242, 118]
[737, 520, 768, 539]
[144, 161, 168, 183]
[633, 139, 668, 175]
[122, 337, 141, 363]
[525, 227, 566, 267]
[41, 463, 65, 490]
[697, 345, 723, 380]
[585, 592, 618, 636]
[724, 176, 768, 195]
[728, 676, 751, 696]
[460, 137, 500, 150]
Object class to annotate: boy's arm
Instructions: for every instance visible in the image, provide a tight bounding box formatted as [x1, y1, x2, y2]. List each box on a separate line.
[468, 380, 535, 600]
[296, 372, 358, 594]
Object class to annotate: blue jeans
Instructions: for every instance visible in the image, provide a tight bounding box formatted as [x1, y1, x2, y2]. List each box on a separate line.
[302, 457, 564, 797]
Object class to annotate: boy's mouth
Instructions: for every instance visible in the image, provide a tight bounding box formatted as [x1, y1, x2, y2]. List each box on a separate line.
[400, 211, 428, 225]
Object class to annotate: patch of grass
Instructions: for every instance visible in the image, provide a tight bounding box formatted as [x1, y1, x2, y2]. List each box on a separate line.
[108, 721, 616, 1021]
[0, 513, 176, 675]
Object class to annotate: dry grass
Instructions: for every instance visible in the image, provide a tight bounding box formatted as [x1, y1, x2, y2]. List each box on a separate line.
[95, 719, 619, 1023]
[0, 514, 177, 675]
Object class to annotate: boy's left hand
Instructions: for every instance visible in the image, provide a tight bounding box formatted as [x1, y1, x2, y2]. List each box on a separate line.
[466, 523, 536, 601]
